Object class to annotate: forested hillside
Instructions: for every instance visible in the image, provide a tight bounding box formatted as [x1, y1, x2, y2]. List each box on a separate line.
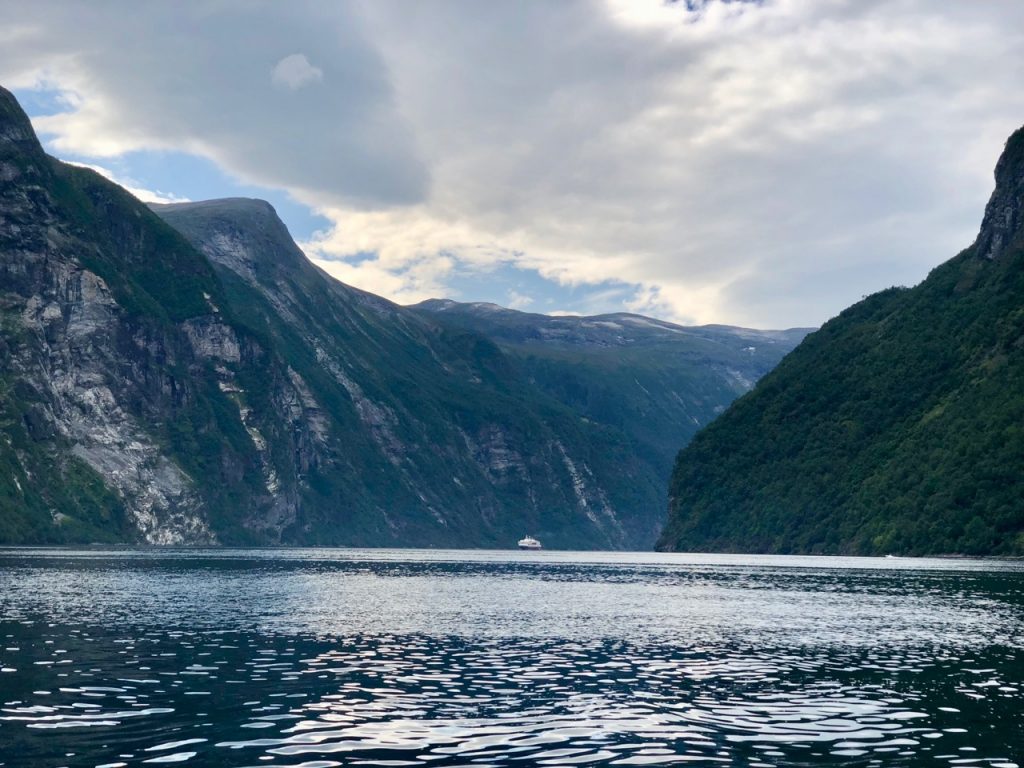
[658, 125, 1024, 556]
[412, 300, 808, 497]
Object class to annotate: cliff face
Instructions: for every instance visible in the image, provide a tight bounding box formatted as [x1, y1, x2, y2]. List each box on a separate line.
[0, 86, 340, 544]
[152, 197, 662, 549]
[2, 88, 211, 542]
[1, 85, 689, 548]
[974, 126, 1024, 261]
[658, 124, 1024, 557]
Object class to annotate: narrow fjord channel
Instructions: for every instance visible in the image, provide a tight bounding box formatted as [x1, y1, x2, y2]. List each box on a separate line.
[1, 549, 1022, 767]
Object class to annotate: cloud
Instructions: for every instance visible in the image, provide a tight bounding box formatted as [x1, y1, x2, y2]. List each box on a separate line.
[66, 161, 190, 204]
[311, 252, 453, 306]
[507, 290, 534, 310]
[271, 53, 323, 91]
[0, 1, 426, 207]
[308, 0, 1024, 326]
[3, 1, 1024, 327]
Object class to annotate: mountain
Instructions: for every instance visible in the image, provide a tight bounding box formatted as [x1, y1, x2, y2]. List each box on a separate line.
[658, 124, 1024, 557]
[153, 196, 675, 548]
[0, 88, 634, 548]
[0, 85, 802, 549]
[411, 299, 809, 493]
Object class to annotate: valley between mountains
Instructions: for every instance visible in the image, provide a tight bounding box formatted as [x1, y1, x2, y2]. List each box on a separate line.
[5, 75, 1022, 557]
[0, 85, 806, 549]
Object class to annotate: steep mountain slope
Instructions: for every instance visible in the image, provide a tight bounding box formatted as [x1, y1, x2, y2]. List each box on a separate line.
[411, 300, 809, 487]
[151, 197, 664, 548]
[0, 82, 805, 550]
[658, 124, 1024, 557]
[0, 85, 651, 548]
[1, 87, 264, 544]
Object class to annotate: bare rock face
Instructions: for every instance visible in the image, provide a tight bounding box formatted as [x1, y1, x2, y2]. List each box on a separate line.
[974, 126, 1024, 261]
[0, 87, 328, 544]
[0, 86, 215, 543]
[183, 317, 241, 362]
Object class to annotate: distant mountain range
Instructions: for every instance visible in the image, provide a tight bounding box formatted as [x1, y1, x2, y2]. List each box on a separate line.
[658, 122, 1024, 556]
[0, 85, 804, 548]
[410, 299, 810, 504]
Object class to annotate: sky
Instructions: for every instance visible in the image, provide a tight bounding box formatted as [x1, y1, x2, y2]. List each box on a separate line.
[2, 0, 1024, 329]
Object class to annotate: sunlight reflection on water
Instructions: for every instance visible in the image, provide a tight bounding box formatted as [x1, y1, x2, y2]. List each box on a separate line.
[0, 548, 1022, 767]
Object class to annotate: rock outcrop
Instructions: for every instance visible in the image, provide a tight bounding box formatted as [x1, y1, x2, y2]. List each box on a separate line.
[974, 126, 1024, 261]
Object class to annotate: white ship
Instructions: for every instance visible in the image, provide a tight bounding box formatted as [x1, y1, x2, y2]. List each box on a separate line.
[517, 536, 542, 550]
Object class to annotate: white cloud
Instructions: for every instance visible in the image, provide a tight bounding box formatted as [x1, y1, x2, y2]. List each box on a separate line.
[65, 160, 190, 204]
[0, 2, 426, 206]
[317, 0, 1024, 326]
[3, 1, 1024, 327]
[311, 250, 455, 306]
[271, 53, 323, 91]
[507, 290, 533, 310]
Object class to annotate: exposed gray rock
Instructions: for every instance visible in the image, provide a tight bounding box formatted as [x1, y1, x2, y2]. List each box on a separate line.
[463, 425, 528, 484]
[1, 83, 802, 550]
[183, 317, 241, 362]
[974, 127, 1024, 260]
[12, 261, 212, 543]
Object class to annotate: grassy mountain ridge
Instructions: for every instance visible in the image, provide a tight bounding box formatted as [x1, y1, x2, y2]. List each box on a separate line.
[658, 125, 1024, 556]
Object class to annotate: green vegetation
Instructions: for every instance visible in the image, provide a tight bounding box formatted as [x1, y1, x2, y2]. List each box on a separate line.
[659, 129, 1024, 556]
[158, 204, 672, 548]
[411, 302, 808, 504]
[51, 163, 221, 323]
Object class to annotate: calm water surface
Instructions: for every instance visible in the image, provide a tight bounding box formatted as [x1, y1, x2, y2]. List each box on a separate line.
[0, 548, 1022, 767]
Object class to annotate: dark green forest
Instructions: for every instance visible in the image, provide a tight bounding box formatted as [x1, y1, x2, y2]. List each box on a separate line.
[658, 126, 1024, 557]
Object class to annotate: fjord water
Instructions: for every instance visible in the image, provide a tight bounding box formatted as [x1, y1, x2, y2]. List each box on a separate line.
[0, 549, 1021, 767]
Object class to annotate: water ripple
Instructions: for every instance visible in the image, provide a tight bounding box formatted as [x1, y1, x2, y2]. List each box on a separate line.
[0, 548, 1022, 766]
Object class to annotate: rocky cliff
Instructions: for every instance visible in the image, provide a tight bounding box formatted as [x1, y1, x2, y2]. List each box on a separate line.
[5, 84, 756, 548]
[0, 87, 346, 544]
[974, 126, 1024, 261]
[0, 84, 803, 549]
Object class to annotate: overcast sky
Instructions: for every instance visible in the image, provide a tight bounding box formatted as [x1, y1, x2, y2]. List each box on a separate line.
[3, 0, 1024, 328]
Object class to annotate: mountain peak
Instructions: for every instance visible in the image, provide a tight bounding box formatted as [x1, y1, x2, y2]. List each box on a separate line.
[974, 124, 1024, 261]
[0, 85, 45, 159]
[151, 197, 308, 283]
[152, 197, 279, 222]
